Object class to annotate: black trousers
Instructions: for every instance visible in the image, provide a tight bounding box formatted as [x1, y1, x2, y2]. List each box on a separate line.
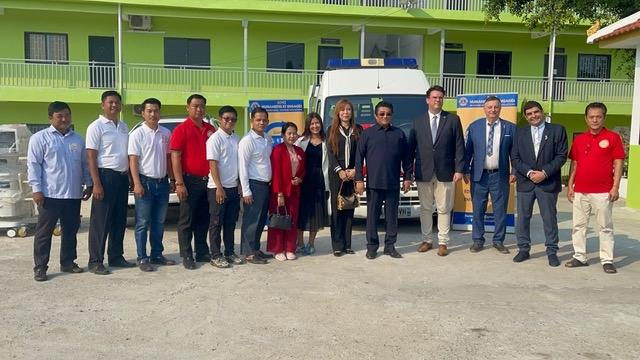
[366, 188, 399, 252]
[330, 209, 354, 252]
[33, 198, 81, 268]
[88, 168, 129, 266]
[208, 187, 240, 257]
[177, 174, 210, 259]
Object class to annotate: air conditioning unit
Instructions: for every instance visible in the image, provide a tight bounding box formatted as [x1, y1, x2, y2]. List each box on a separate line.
[128, 15, 152, 31]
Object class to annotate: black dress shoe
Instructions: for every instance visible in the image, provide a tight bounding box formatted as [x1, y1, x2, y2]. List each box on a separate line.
[89, 264, 111, 275]
[365, 250, 377, 260]
[383, 248, 403, 258]
[182, 257, 197, 270]
[109, 258, 136, 268]
[548, 254, 560, 267]
[513, 251, 530, 263]
[257, 250, 274, 259]
[138, 260, 155, 272]
[246, 255, 268, 264]
[195, 254, 212, 262]
[492, 243, 510, 254]
[565, 258, 588, 268]
[603, 263, 617, 274]
[333, 250, 344, 257]
[469, 242, 483, 253]
[344, 249, 355, 255]
[150, 255, 177, 266]
[34, 266, 48, 282]
[60, 262, 84, 273]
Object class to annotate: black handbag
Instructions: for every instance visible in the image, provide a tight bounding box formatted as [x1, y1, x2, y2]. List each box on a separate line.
[337, 180, 359, 210]
[269, 205, 292, 230]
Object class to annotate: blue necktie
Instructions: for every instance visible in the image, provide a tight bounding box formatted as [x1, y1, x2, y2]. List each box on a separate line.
[487, 122, 496, 157]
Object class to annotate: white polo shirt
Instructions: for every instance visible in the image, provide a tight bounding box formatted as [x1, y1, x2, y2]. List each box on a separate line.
[86, 115, 129, 172]
[206, 129, 239, 189]
[238, 129, 273, 197]
[128, 123, 171, 179]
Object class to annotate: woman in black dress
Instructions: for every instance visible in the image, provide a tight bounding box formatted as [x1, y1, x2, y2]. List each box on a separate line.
[327, 99, 362, 256]
[295, 113, 329, 255]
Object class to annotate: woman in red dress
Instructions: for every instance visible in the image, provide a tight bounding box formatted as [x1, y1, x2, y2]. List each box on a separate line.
[267, 122, 305, 261]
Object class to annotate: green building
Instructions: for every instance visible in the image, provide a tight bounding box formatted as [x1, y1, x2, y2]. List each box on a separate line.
[0, 0, 634, 199]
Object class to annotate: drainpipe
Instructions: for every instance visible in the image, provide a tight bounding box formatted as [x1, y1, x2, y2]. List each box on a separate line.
[546, 29, 556, 119]
[243, 19, 249, 134]
[117, 3, 123, 97]
[439, 29, 445, 86]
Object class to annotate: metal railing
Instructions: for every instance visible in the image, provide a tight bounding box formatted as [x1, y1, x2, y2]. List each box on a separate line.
[267, 0, 486, 11]
[0, 59, 633, 103]
[425, 73, 634, 103]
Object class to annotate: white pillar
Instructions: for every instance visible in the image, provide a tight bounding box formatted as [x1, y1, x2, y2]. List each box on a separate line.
[117, 3, 123, 96]
[360, 25, 365, 58]
[243, 19, 249, 134]
[546, 30, 556, 118]
[631, 45, 640, 146]
[439, 29, 445, 85]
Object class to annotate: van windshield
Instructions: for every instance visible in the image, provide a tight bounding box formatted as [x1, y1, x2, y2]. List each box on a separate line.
[323, 95, 427, 136]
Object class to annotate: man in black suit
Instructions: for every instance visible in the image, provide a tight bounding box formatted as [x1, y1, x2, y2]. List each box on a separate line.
[405, 85, 465, 256]
[511, 101, 567, 267]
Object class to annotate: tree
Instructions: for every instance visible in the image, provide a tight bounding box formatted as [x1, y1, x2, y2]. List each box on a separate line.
[484, 0, 640, 32]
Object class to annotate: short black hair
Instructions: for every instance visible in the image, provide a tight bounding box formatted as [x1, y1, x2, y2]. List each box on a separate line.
[187, 94, 207, 105]
[281, 122, 298, 135]
[375, 101, 393, 115]
[101, 90, 121, 102]
[523, 100, 543, 113]
[427, 85, 446, 97]
[484, 95, 501, 105]
[251, 106, 268, 119]
[219, 105, 237, 117]
[585, 102, 607, 116]
[48, 101, 71, 117]
[141, 98, 161, 110]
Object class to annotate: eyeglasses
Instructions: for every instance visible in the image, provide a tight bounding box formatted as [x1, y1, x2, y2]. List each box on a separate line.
[377, 112, 392, 117]
[221, 116, 237, 123]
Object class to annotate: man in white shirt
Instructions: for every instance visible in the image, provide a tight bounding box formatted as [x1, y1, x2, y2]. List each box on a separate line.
[238, 107, 273, 264]
[128, 98, 177, 272]
[86, 90, 134, 275]
[27, 101, 93, 281]
[207, 106, 244, 268]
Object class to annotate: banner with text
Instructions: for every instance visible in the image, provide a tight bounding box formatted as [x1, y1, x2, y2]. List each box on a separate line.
[248, 99, 304, 145]
[453, 93, 518, 232]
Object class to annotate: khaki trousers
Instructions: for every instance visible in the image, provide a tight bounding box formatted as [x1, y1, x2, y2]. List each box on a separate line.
[571, 192, 614, 264]
[416, 177, 454, 245]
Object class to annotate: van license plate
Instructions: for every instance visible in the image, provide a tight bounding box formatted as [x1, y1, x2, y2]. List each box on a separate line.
[398, 207, 411, 217]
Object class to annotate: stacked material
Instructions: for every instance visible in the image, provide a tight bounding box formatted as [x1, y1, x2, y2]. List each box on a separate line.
[0, 125, 35, 224]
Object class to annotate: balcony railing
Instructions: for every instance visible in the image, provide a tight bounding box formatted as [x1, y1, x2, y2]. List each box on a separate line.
[0, 59, 633, 104]
[267, 0, 486, 11]
[425, 73, 634, 103]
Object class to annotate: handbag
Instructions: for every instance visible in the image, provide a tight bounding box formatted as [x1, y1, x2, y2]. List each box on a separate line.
[269, 205, 292, 230]
[337, 180, 359, 210]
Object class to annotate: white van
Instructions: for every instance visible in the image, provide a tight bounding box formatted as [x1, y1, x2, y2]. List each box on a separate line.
[308, 58, 430, 219]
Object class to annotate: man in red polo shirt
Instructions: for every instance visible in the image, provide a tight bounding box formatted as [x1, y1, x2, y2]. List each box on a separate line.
[566, 102, 625, 274]
[170, 94, 216, 270]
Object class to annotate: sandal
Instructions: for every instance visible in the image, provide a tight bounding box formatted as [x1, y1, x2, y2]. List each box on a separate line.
[275, 253, 287, 261]
[285, 252, 297, 260]
[564, 258, 588, 268]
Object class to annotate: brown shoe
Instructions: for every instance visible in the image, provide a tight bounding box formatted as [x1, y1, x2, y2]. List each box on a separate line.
[437, 245, 448, 256]
[418, 242, 433, 253]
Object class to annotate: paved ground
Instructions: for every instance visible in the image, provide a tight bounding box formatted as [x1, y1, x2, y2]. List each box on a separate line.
[0, 197, 639, 359]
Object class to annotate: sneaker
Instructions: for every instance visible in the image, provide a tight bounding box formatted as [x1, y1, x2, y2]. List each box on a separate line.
[305, 245, 316, 255]
[296, 245, 306, 255]
[286, 252, 297, 260]
[275, 253, 287, 261]
[225, 253, 245, 265]
[34, 266, 48, 282]
[210, 256, 231, 269]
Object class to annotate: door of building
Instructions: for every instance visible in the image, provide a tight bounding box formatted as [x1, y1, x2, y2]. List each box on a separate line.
[543, 53, 567, 101]
[443, 50, 465, 97]
[89, 36, 115, 89]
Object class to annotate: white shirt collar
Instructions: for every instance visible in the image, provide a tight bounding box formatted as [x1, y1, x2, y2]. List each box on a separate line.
[487, 119, 501, 127]
[428, 110, 442, 118]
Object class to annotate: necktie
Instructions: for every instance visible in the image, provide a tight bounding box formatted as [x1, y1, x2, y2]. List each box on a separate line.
[534, 127, 541, 157]
[431, 115, 438, 143]
[487, 122, 496, 157]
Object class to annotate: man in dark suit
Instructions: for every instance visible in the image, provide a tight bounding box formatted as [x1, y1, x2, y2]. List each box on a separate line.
[463, 95, 516, 254]
[355, 101, 411, 260]
[405, 85, 465, 256]
[511, 101, 567, 267]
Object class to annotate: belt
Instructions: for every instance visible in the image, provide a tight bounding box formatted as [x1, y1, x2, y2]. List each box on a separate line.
[140, 174, 168, 182]
[99, 168, 128, 176]
[249, 179, 270, 185]
[483, 169, 499, 174]
[184, 173, 209, 181]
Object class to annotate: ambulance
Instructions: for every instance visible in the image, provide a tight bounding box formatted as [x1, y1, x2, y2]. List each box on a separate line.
[308, 58, 430, 219]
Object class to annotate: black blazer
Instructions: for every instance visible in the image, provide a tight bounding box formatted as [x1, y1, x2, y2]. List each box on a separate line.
[327, 124, 362, 195]
[407, 111, 465, 182]
[511, 122, 568, 193]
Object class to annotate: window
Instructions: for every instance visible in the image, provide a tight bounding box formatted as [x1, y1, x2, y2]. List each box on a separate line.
[164, 38, 210, 69]
[24, 32, 68, 63]
[267, 42, 305, 72]
[578, 54, 611, 80]
[477, 51, 511, 78]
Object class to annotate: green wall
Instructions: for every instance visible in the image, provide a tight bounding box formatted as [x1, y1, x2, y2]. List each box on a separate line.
[628, 145, 640, 209]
